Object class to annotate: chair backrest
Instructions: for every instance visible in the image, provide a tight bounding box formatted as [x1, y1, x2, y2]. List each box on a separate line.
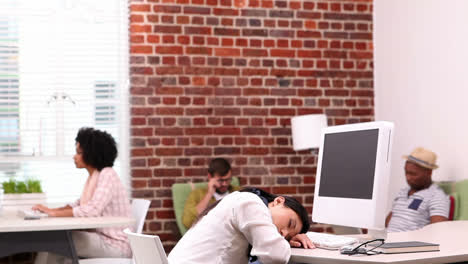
[437, 180, 468, 220]
[452, 179, 468, 220]
[171, 177, 239, 235]
[124, 228, 168, 264]
[437, 182, 456, 220]
[448, 195, 455, 221]
[131, 199, 151, 233]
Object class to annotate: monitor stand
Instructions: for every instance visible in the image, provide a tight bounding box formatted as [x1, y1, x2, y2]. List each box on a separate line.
[367, 228, 387, 240]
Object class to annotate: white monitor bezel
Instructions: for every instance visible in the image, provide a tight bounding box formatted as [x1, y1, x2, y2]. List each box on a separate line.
[312, 121, 394, 230]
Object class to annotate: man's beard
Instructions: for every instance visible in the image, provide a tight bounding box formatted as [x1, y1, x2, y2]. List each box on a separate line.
[215, 188, 228, 195]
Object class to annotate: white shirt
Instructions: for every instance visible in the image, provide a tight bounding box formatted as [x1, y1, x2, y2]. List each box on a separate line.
[213, 190, 230, 201]
[168, 191, 291, 264]
[388, 183, 450, 232]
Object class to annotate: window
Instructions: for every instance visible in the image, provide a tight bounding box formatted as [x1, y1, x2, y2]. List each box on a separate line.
[95, 81, 117, 125]
[0, 15, 20, 155]
[0, 0, 129, 202]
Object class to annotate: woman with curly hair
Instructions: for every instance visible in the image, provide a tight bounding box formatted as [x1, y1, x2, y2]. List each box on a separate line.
[33, 127, 131, 264]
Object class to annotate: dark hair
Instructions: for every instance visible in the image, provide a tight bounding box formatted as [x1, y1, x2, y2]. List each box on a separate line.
[75, 127, 118, 171]
[207, 158, 231, 177]
[240, 187, 310, 234]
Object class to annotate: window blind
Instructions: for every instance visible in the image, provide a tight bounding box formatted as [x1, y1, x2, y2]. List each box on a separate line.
[0, 0, 129, 202]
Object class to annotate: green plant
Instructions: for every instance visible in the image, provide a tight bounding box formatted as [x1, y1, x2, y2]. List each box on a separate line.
[1, 179, 43, 194]
[26, 179, 43, 193]
[2, 179, 16, 194]
[15, 181, 28, 193]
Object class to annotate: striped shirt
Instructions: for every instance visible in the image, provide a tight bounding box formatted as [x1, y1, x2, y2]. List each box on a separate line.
[70, 167, 132, 257]
[387, 183, 449, 232]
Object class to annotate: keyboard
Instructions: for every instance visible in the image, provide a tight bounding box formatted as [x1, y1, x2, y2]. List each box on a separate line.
[17, 209, 49, 220]
[306, 231, 358, 250]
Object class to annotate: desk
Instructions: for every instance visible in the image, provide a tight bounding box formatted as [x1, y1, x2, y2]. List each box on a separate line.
[0, 208, 134, 264]
[291, 221, 468, 264]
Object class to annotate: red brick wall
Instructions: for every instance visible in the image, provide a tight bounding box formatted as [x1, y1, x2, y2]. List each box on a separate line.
[129, 0, 374, 250]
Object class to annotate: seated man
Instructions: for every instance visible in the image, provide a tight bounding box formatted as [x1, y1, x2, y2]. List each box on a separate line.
[182, 158, 240, 229]
[386, 147, 450, 232]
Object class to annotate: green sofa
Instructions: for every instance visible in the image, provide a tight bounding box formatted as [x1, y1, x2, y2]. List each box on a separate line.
[438, 179, 468, 220]
[171, 177, 240, 235]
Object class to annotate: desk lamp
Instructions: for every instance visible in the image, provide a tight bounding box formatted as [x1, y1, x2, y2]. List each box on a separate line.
[291, 114, 327, 152]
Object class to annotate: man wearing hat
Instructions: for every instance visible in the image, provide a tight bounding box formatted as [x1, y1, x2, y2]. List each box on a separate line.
[385, 147, 450, 232]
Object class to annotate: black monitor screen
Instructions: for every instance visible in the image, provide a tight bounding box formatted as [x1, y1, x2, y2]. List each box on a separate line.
[318, 129, 379, 200]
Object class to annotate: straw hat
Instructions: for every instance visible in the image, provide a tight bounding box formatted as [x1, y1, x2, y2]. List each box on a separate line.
[403, 147, 438, 170]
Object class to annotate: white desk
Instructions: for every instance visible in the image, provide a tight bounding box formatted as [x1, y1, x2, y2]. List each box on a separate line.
[291, 221, 468, 264]
[0, 208, 134, 264]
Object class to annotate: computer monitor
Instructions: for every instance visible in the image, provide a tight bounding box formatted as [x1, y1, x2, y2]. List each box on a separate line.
[312, 121, 394, 237]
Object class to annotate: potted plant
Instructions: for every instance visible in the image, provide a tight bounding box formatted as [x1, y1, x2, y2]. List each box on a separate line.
[2, 179, 46, 207]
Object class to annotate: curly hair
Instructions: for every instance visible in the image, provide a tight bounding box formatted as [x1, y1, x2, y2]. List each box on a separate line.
[75, 127, 118, 171]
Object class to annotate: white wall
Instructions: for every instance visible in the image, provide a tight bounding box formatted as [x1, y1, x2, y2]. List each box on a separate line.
[374, 0, 468, 199]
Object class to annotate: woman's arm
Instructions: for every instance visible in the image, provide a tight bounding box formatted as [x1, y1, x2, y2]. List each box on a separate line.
[290, 234, 315, 249]
[32, 204, 73, 217]
[234, 197, 291, 264]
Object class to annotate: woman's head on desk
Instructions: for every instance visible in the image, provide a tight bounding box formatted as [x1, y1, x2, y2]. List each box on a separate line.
[202, 187, 310, 239]
[259, 188, 310, 240]
[73, 127, 118, 172]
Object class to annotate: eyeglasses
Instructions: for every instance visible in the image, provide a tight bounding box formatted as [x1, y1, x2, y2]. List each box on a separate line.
[342, 239, 385, 256]
[217, 178, 232, 184]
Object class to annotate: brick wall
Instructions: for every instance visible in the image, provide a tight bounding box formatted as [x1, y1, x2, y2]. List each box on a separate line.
[129, 0, 374, 251]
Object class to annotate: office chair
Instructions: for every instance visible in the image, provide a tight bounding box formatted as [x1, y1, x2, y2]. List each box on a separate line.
[171, 177, 239, 235]
[124, 228, 168, 264]
[79, 199, 151, 264]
